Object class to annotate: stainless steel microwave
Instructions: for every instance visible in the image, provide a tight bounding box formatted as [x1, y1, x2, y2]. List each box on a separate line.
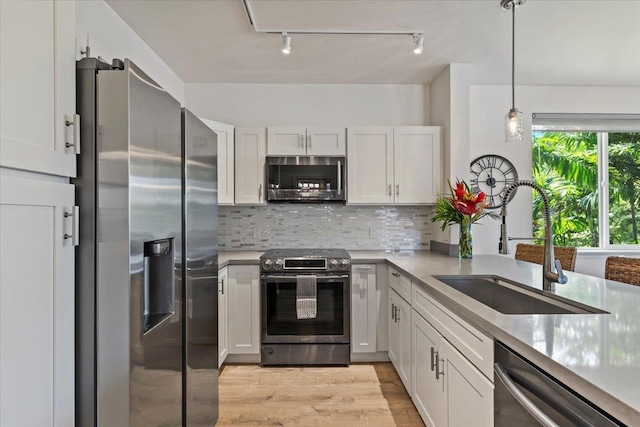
[266, 156, 346, 203]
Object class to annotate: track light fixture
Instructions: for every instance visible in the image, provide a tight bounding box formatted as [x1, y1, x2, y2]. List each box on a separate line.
[281, 32, 291, 55]
[502, 0, 526, 142]
[413, 33, 424, 55]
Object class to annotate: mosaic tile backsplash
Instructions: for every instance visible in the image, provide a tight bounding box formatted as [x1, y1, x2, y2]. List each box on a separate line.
[219, 204, 434, 251]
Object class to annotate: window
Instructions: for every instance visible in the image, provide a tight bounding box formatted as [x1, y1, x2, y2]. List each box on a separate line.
[532, 114, 640, 248]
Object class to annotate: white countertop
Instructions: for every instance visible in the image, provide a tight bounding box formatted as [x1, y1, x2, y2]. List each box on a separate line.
[219, 250, 640, 424]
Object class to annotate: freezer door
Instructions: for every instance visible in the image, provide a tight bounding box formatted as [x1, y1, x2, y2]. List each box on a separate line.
[96, 59, 183, 427]
[182, 108, 219, 426]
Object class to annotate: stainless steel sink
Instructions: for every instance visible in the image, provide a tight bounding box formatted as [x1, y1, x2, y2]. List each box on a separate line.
[432, 275, 606, 315]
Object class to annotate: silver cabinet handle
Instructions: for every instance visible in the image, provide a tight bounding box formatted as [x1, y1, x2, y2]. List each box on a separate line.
[258, 184, 263, 202]
[307, 134, 312, 149]
[337, 160, 342, 196]
[396, 184, 400, 196]
[391, 303, 396, 321]
[391, 272, 400, 278]
[388, 184, 392, 196]
[430, 347, 437, 371]
[494, 363, 560, 427]
[63, 206, 79, 246]
[65, 114, 81, 154]
[299, 134, 304, 148]
[219, 278, 225, 295]
[354, 265, 373, 270]
[435, 353, 444, 380]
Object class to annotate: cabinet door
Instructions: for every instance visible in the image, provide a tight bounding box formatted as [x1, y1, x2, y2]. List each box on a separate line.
[397, 295, 413, 394]
[218, 267, 229, 367]
[227, 265, 260, 354]
[235, 127, 266, 205]
[0, 175, 75, 426]
[306, 126, 346, 156]
[202, 119, 235, 205]
[347, 127, 394, 204]
[393, 127, 441, 204]
[388, 290, 400, 366]
[351, 264, 377, 353]
[444, 339, 494, 427]
[412, 310, 447, 427]
[1, 0, 77, 177]
[267, 126, 307, 156]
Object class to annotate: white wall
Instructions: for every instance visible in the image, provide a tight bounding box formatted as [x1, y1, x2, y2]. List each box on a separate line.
[185, 83, 427, 126]
[76, 0, 185, 104]
[429, 64, 472, 245]
[469, 84, 640, 276]
[429, 66, 452, 244]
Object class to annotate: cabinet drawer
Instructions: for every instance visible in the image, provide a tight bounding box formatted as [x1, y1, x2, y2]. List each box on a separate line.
[389, 267, 411, 302]
[412, 284, 493, 380]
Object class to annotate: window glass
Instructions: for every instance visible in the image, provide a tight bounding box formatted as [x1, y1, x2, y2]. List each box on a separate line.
[608, 132, 640, 245]
[532, 131, 599, 247]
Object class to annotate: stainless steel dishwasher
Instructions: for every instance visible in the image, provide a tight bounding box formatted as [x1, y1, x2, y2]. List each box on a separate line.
[494, 342, 625, 427]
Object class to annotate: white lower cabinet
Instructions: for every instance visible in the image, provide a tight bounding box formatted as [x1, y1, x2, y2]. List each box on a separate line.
[412, 311, 447, 427]
[0, 175, 75, 426]
[227, 265, 261, 354]
[388, 288, 412, 393]
[351, 264, 377, 353]
[218, 267, 229, 367]
[410, 310, 493, 427]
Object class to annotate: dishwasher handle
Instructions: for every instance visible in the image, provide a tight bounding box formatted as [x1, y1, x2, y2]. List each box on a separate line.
[494, 363, 560, 427]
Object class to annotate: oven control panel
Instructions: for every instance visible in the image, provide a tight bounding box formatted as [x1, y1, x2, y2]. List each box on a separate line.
[261, 257, 350, 272]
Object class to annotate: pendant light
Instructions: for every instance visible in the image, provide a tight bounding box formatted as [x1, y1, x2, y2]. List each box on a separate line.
[502, 0, 525, 141]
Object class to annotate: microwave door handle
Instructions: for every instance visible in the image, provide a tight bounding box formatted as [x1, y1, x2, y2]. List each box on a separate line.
[494, 363, 560, 427]
[337, 160, 342, 196]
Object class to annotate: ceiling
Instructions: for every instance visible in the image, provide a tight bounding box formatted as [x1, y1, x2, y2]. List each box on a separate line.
[105, 0, 640, 86]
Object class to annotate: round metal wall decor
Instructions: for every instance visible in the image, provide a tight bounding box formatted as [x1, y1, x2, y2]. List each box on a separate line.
[469, 154, 518, 209]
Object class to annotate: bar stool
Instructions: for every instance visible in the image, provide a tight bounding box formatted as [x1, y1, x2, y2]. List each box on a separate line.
[514, 243, 577, 272]
[604, 256, 640, 286]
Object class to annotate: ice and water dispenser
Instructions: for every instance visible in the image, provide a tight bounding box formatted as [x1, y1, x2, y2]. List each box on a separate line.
[143, 238, 175, 334]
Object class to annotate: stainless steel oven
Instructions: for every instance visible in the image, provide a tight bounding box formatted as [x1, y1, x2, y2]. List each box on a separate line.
[260, 249, 351, 365]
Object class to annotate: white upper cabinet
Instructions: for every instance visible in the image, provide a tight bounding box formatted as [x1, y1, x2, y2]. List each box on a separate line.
[1, 0, 77, 177]
[347, 127, 394, 204]
[268, 126, 345, 156]
[202, 119, 235, 205]
[393, 127, 441, 204]
[235, 127, 266, 205]
[347, 126, 441, 205]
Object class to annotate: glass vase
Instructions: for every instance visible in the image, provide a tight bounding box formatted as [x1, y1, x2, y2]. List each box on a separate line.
[459, 222, 472, 259]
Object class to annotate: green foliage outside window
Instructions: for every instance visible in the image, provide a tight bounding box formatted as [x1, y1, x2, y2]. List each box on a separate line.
[532, 131, 640, 247]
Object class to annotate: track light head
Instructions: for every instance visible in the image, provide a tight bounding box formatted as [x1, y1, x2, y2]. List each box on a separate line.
[281, 32, 291, 55]
[413, 33, 424, 55]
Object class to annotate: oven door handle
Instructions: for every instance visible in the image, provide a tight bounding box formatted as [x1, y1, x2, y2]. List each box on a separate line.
[262, 274, 350, 280]
[494, 363, 560, 427]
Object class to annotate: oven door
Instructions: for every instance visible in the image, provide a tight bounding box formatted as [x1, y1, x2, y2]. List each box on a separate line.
[261, 273, 350, 344]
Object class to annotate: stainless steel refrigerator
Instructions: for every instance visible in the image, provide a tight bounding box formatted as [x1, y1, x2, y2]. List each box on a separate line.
[75, 57, 218, 426]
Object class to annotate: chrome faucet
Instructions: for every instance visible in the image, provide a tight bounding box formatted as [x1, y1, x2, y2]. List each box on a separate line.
[498, 180, 568, 291]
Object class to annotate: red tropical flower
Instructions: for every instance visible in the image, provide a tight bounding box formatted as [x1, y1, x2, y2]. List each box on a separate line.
[432, 179, 494, 231]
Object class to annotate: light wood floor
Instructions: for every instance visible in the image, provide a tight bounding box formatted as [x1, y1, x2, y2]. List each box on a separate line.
[217, 363, 424, 426]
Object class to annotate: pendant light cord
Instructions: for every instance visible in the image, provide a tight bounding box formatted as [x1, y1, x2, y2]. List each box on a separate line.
[511, 4, 515, 110]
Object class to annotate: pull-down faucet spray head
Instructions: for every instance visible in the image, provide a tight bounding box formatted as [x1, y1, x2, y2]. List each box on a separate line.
[499, 180, 568, 291]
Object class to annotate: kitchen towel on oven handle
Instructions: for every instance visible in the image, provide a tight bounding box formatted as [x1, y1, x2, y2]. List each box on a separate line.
[296, 275, 317, 319]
